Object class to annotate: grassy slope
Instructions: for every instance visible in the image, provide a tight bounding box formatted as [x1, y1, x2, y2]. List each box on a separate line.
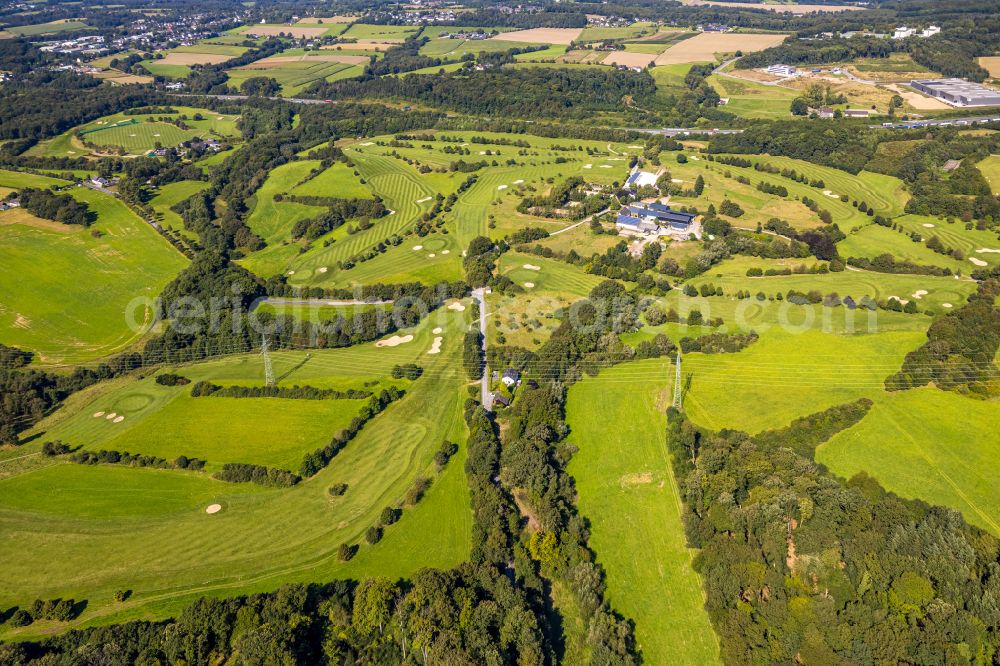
[817, 388, 1000, 535]
[566, 359, 721, 665]
[0, 309, 473, 636]
[683, 328, 926, 434]
[0, 171, 186, 364]
[149, 180, 210, 238]
[978, 154, 1000, 194]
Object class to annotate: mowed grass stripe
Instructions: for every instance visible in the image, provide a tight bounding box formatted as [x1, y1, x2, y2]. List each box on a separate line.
[567, 359, 720, 665]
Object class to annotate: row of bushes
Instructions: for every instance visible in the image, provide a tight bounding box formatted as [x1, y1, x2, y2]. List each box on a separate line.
[214, 463, 300, 487]
[67, 448, 206, 471]
[190, 381, 373, 401]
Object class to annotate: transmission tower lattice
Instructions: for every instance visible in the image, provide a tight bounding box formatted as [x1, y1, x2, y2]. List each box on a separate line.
[261, 334, 275, 387]
[672, 348, 683, 411]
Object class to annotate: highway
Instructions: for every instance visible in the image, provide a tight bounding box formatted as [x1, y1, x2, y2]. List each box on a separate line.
[868, 114, 1000, 129]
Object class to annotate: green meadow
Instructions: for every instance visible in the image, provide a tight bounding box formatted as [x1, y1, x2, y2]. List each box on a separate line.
[682, 328, 926, 433]
[0, 309, 473, 636]
[978, 154, 1000, 194]
[226, 60, 366, 96]
[566, 359, 720, 665]
[708, 75, 800, 120]
[817, 388, 1000, 535]
[8, 19, 89, 36]
[82, 120, 201, 154]
[0, 170, 186, 364]
[149, 180, 211, 238]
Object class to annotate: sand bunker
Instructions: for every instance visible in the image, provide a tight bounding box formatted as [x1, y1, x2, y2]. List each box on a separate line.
[429, 253, 436, 257]
[912, 290, 928, 299]
[433, 327, 443, 334]
[412, 245, 423, 251]
[441, 249, 450, 254]
[583, 164, 592, 169]
[93, 411, 105, 418]
[970, 257, 988, 266]
[497, 184, 508, 190]
[977, 248, 1000, 253]
[689, 155, 700, 161]
[105, 412, 118, 420]
[599, 165, 613, 168]
[524, 282, 535, 288]
[523, 264, 541, 270]
[318, 266, 328, 273]
[943, 303, 953, 308]
[888, 295, 909, 304]
[447, 301, 466, 312]
[205, 504, 222, 514]
[113, 416, 125, 423]
[671, 178, 683, 183]
[922, 223, 935, 228]
[416, 196, 432, 203]
[823, 190, 840, 198]
[427, 336, 443, 354]
[375, 334, 413, 348]
[513, 179, 524, 184]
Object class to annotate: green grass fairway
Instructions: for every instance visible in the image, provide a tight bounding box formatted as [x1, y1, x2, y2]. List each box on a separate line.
[891, 215, 1000, 269]
[567, 359, 721, 665]
[976, 155, 1000, 195]
[149, 180, 210, 238]
[683, 328, 925, 433]
[691, 256, 978, 312]
[81, 120, 201, 154]
[0, 170, 187, 364]
[49, 377, 372, 472]
[290, 161, 373, 199]
[0, 309, 473, 635]
[817, 388, 1000, 535]
[837, 223, 970, 274]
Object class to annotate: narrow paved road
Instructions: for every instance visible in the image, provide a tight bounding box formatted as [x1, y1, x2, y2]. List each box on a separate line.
[549, 207, 610, 237]
[472, 287, 491, 410]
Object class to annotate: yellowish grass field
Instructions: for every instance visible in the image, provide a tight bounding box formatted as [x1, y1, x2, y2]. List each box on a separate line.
[884, 84, 952, 110]
[654, 32, 786, 65]
[92, 70, 154, 85]
[297, 15, 355, 24]
[160, 52, 233, 66]
[602, 51, 657, 68]
[323, 41, 398, 51]
[245, 25, 328, 38]
[681, 0, 862, 12]
[489, 27, 583, 45]
[978, 57, 1000, 79]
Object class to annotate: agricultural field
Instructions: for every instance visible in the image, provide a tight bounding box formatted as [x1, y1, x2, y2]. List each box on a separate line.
[226, 57, 366, 96]
[139, 43, 250, 77]
[340, 23, 420, 41]
[577, 22, 659, 43]
[6, 19, 89, 36]
[0, 309, 473, 634]
[817, 388, 1000, 535]
[655, 32, 786, 65]
[239, 23, 346, 39]
[0, 170, 187, 364]
[566, 359, 721, 665]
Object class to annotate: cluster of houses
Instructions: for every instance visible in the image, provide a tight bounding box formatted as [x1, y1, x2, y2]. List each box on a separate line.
[39, 35, 106, 56]
[808, 25, 940, 40]
[490, 368, 521, 408]
[439, 30, 494, 40]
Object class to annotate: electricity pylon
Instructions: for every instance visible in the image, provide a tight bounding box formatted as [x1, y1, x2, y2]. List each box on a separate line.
[261, 334, 274, 387]
[672, 347, 683, 411]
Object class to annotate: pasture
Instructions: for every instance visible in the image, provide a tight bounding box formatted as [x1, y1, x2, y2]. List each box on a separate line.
[0, 309, 474, 634]
[708, 74, 800, 120]
[566, 359, 720, 665]
[341, 23, 420, 41]
[816, 388, 1000, 536]
[148, 180, 212, 239]
[0, 170, 187, 364]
